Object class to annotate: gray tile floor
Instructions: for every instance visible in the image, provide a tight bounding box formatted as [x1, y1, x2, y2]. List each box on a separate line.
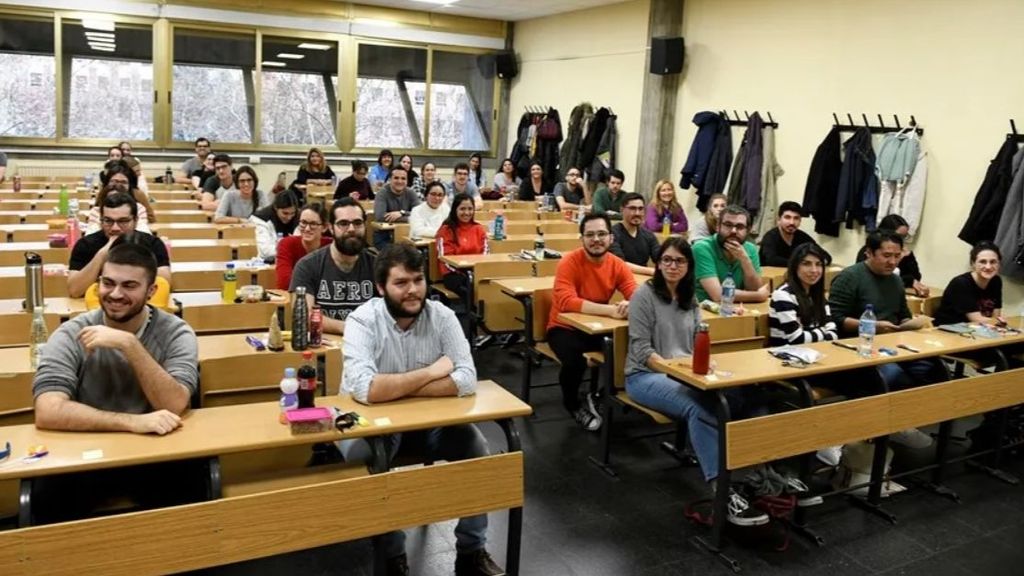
[191, 346, 1024, 575]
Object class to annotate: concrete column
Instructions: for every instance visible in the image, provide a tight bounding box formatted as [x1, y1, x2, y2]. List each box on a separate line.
[495, 23, 515, 162]
[634, 0, 684, 200]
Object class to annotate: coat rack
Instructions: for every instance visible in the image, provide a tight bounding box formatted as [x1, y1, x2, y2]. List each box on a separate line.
[1008, 119, 1024, 143]
[831, 112, 924, 136]
[719, 110, 779, 129]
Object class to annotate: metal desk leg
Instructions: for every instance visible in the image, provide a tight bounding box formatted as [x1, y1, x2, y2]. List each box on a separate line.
[788, 378, 826, 546]
[966, 351, 1020, 485]
[691, 391, 740, 573]
[497, 418, 523, 576]
[849, 367, 898, 524]
[519, 295, 535, 404]
[17, 478, 32, 527]
[589, 335, 617, 477]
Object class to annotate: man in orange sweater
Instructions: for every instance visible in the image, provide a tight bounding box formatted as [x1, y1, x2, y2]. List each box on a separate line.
[547, 213, 637, 431]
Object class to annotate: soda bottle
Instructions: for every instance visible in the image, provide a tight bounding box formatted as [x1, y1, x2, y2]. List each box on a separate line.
[58, 184, 69, 217]
[278, 367, 299, 423]
[221, 262, 237, 304]
[720, 277, 736, 317]
[692, 322, 711, 375]
[292, 286, 309, 351]
[29, 306, 48, 369]
[296, 351, 317, 409]
[534, 230, 545, 260]
[858, 304, 876, 358]
[309, 306, 323, 347]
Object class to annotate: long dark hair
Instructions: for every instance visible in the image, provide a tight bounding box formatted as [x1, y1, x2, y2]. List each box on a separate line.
[233, 165, 261, 215]
[648, 236, 696, 310]
[470, 153, 484, 187]
[442, 193, 474, 247]
[786, 242, 832, 328]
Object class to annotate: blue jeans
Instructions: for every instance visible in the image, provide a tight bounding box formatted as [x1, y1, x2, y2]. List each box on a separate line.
[876, 358, 945, 391]
[373, 229, 394, 251]
[626, 370, 727, 482]
[338, 425, 490, 558]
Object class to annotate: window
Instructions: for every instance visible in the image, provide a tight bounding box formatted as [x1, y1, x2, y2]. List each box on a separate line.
[355, 44, 427, 149]
[260, 36, 337, 146]
[172, 28, 254, 144]
[62, 20, 153, 140]
[0, 15, 56, 138]
[427, 51, 492, 151]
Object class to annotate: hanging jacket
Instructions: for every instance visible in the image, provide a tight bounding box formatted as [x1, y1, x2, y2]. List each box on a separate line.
[835, 127, 878, 231]
[590, 114, 617, 184]
[559, 103, 594, 177]
[802, 127, 842, 237]
[994, 148, 1024, 279]
[509, 113, 533, 178]
[876, 129, 920, 184]
[752, 125, 784, 237]
[959, 138, 1020, 245]
[698, 120, 733, 212]
[534, 108, 564, 189]
[878, 149, 927, 239]
[726, 130, 748, 207]
[580, 108, 610, 182]
[680, 112, 725, 191]
[741, 113, 766, 216]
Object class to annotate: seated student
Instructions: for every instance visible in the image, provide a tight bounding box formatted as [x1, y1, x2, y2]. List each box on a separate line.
[517, 161, 549, 202]
[469, 152, 488, 192]
[409, 181, 449, 239]
[610, 192, 659, 276]
[250, 190, 299, 261]
[292, 147, 335, 200]
[548, 214, 637, 431]
[213, 166, 272, 224]
[768, 242, 838, 346]
[625, 236, 770, 526]
[70, 193, 170, 298]
[644, 179, 688, 235]
[369, 148, 393, 193]
[290, 197, 376, 335]
[592, 169, 628, 220]
[856, 214, 929, 297]
[90, 161, 155, 233]
[276, 202, 331, 290]
[31, 242, 202, 524]
[199, 153, 236, 212]
[492, 158, 521, 199]
[190, 152, 216, 191]
[934, 241, 1002, 327]
[553, 166, 588, 211]
[447, 162, 484, 209]
[829, 230, 945, 447]
[177, 137, 211, 184]
[436, 193, 488, 301]
[397, 154, 419, 189]
[373, 166, 420, 250]
[335, 159, 373, 201]
[759, 201, 815, 267]
[270, 170, 288, 195]
[106, 145, 122, 163]
[122, 155, 150, 195]
[692, 205, 769, 303]
[341, 243, 504, 576]
[410, 160, 436, 200]
[689, 193, 726, 242]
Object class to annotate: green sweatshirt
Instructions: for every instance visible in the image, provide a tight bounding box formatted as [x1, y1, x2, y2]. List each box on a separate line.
[827, 262, 911, 335]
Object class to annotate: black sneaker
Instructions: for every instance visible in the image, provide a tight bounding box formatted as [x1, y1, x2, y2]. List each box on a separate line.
[572, 406, 601, 432]
[455, 549, 505, 576]
[727, 491, 769, 527]
[385, 553, 409, 576]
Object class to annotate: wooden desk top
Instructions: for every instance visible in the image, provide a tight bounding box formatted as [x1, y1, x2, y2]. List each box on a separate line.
[557, 312, 627, 335]
[439, 253, 522, 269]
[0, 297, 85, 316]
[495, 277, 555, 297]
[173, 289, 288, 308]
[171, 261, 274, 273]
[655, 325, 1024, 390]
[0, 380, 530, 480]
[492, 234, 578, 242]
[195, 331, 341, 361]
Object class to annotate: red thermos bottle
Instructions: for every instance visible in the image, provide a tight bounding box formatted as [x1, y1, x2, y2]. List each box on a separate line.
[692, 322, 711, 375]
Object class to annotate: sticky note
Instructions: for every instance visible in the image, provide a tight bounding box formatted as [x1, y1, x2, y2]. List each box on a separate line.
[82, 449, 104, 460]
[373, 417, 392, 426]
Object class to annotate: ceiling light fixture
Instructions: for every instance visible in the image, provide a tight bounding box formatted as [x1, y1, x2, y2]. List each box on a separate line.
[277, 53, 305, 60]
[262, 61, 286, 67]
[81, 18, 115, 32]
[353, 18, 401, 28]
[410, 0, 458, 4]
[297, 43, 332, 51]
[89, 41, 116, 49]
[89, 45, 116, 52]
[85, 31, 115, 41]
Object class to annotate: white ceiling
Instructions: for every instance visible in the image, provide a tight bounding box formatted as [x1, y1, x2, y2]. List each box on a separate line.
[346, 0, 631, 21]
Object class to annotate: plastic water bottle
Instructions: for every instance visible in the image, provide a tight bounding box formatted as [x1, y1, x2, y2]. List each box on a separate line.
[858, 304, 876, 358]
[58, 184, 69, 217]
[534, 230, 545, 260]
[221, 262, 237, 304]
[662, 213, 671, 236]
[720, 277, 736, 317]
[84, 172, 94, 190]
[278, 367, 299, 424]
[493, 212, 506, 241]
[29, 306, 48, 369]
[68, 197, 79, 222]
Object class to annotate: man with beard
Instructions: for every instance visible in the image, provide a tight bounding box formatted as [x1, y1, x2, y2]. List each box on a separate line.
[610, 192, 659, 276]
[373, 166, 421, 249]
[758, 201, 815, 267]
[290, 197, 376, 334]
[68, 192, 170, 298]
[341, 243, 503, 576]
[547, 213, 637, 431]
[692, 205, 769, 303]
[31, 242, 202, 523]
[176, 136, 211, 184]
[592, 169, 628, 220]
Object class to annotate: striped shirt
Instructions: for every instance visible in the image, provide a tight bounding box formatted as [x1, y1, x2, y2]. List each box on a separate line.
[342, 297, 476, 404]
[768, 283, 838, 346]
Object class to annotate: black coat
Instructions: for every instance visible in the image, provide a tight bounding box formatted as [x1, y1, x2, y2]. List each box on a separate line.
[697, 119, 733, 212]
[959, 138, 1020, 245]
[802, 127, 842, 237]
[835, 127, 877, 231]
[580, 108, 610, 182]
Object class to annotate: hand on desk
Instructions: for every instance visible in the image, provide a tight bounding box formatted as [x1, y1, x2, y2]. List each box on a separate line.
[131, 410, 182, 435]
[430, 355, 454, 380]
[79, 325, 136, 353]
[611, 300, 629, 319]
[875, 320, 901, 334]
[899, 316, 929, 331]
[911, 281, 930, 298]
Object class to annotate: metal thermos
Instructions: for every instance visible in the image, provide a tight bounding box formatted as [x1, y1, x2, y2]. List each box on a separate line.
[24, 252, 44, 312]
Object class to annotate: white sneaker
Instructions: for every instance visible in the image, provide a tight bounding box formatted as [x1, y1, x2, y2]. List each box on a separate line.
[816, 445, 843, 467]
[727, 492, 770, 526]
[890, 428, 933, 449]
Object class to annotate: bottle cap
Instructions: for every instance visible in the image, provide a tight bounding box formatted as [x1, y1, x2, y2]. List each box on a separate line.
[303, 351, 313, 359]
[226, 262, 235, 269]
[284, 367, 296, 377]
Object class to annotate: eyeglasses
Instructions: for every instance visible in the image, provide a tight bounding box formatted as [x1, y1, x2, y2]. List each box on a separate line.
[567, 172, 581, 177]
[298, 220, 322, 229]
[582, 231, 610, 240]
[624, 205, 645, 212]
[334, 219, 365, 229]
[659, 256, 688, 268]
[237, 178, 255, 184]
[720, 222, 748, 232]
[101, 217, 135, 227]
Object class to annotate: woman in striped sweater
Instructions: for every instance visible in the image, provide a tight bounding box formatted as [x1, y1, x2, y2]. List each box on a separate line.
[768, 242, 838, 346]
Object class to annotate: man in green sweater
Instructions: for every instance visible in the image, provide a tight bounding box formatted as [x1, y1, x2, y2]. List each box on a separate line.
[592, 169, 627, 220]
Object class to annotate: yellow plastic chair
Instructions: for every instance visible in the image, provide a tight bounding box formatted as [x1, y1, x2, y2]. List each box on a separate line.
[84, 276, 171, 310]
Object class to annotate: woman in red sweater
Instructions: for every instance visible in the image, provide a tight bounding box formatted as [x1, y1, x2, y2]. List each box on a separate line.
[275, 202, 332, 290]
[436, 192, 489, 300]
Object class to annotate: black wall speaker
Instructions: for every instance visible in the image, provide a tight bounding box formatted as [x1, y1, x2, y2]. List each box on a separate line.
[650, 36, 684, 75]
[495, 50, 518, 80]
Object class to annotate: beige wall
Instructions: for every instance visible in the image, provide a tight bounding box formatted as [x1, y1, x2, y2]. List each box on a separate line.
[675, 0, 1024, 308]
[509, 0, 649, 185]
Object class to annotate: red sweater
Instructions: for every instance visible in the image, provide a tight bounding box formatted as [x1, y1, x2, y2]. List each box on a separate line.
[276, 235, 332, 290]
[436, 221, 488, 277]
[547, 248, 637, 331]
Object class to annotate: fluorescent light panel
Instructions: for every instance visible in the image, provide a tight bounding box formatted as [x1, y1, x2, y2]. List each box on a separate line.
[85, 31, 115, 40]
[89, 45, 115, 52]
[262, 61, 286, 67]
[411, 0, 457, 4]
[81, 18, 115, 32]
[297, 42, 332, 50]
[89, 41, 116, 48]
[276, 53, 304, 59]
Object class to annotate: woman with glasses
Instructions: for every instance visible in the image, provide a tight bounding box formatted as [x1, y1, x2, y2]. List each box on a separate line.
[409, 181, 450, 239]
[436, 193, 488, 300]
[214, 166, 271, 224]
[275, 202, 332, 290]
[251, 190, 300, 261]
[88, 161, 154, 234]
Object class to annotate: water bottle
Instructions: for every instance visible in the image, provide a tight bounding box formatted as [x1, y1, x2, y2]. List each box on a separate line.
[692, 322, 711, 375]
[68, 197, 79, 222]
[493, 212, 506, 241]
[84, 172, 94, 190]
[292, 286, 309, 351]
[278, 367, 299, 424]
[720, 277, 736, 317]
[858, 304, 876, 358]
[662, 213, 671, 236]
[276, 232, 284, 246]
[29, 306, 48, 370]
[58, 184, 69, 217]
[534, 230, 545, 260]
[164, 166, 174, 188]
[24, 252, 44, 313]
[221, 262, 237, 304]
